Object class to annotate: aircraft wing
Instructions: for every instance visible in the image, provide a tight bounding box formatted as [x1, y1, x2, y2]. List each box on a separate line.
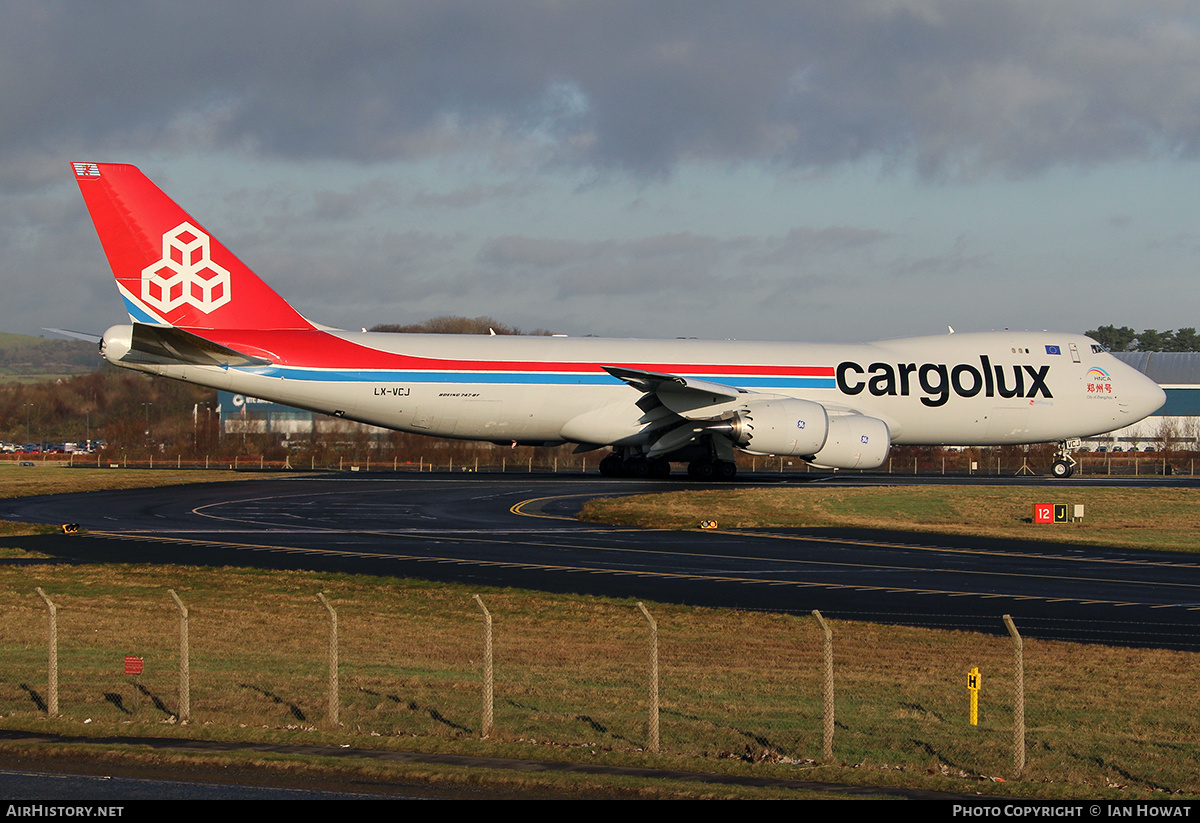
[602, 363, 890, 467]
[603, 365, 746, 420]
[603, 364, 817, 459]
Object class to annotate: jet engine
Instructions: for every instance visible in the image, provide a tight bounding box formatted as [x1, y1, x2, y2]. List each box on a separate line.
[728, 398, 829, 456]
[807, 414, 891, 469]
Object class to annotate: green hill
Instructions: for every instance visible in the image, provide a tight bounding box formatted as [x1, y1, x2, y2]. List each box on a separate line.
[0, 332, 100, 383]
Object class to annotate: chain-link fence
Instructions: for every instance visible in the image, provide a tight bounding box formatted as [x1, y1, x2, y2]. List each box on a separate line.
[4, 446, 1197, 477]
[4, 579, 1197, 792]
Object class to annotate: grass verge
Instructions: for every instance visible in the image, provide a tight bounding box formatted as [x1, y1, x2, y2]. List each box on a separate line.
[579, 486, 1200, 552]
[0, 561, 1197, 799]
[1, 470, 1198, 797]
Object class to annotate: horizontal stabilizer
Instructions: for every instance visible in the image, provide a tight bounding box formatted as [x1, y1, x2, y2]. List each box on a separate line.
[119, 323, 271, 368]
[42, 327, 102, 344]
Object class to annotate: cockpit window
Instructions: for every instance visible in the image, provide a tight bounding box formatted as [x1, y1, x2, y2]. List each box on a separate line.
[1091, 344, 1107, 353]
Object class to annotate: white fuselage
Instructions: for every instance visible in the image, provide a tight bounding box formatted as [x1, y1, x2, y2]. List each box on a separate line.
[102, 326, 1166, 450]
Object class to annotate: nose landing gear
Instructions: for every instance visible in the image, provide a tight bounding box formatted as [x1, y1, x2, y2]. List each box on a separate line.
[1050, 439, 1081, 478]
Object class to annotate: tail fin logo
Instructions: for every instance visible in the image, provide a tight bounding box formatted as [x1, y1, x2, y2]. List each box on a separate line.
[141, 222, 232, 314]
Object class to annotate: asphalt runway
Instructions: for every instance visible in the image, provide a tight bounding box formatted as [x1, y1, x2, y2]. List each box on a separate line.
[4, 471, 1200, 650]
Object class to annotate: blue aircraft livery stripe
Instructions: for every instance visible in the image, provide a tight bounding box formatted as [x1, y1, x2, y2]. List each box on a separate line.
[247, 364, 838, 388]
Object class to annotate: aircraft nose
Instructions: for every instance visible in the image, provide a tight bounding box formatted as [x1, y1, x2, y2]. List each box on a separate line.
[1126, 368, 1166, 421]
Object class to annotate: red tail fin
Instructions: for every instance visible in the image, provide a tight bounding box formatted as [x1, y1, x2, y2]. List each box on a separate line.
[73, 162, 314, 331]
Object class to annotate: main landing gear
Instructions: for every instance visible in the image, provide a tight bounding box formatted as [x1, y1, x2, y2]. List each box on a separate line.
[1050, 438, 1081, 478]
[597, 449, 738, 481]
[598, 453, 672, 478]
[685, 457, 737, 481]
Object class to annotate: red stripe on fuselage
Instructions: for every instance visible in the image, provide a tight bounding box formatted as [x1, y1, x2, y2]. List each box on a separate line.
[191, 328, 835, 376]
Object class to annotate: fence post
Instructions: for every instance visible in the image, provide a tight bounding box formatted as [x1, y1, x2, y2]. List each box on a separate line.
[35, 588, 58, 715]
[1003, 614, 1025, 778]
[637, 602, 660, 753]
[168, 589, 190, 722]
[317, 593, 339, 726]
[472, 594, 494, 738]
[813, 609, 834, 762]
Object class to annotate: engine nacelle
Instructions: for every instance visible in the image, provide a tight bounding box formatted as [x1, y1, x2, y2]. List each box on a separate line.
[731, 398, 829, 456]
[808, 414, 891, 469]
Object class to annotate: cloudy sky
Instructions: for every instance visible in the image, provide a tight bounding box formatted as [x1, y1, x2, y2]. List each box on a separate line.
[5, 1, 1200, 343]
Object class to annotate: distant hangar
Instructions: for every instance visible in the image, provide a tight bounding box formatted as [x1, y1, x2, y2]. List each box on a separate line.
[1101, 352, 1200, 448]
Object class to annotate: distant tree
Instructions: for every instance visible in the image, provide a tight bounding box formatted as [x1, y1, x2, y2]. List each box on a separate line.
[0, 366, 214, 452]
[369, 316, 553, 335]
[1083, 326, 1200, 352]
[1133, 328, 1174, 352]
[1085, 325, 1136, 351]
[1169, 327, 1200, 352]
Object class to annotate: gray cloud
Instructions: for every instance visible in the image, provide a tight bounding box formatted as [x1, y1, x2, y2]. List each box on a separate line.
[5, 1, 1200, 187]
[745, 226, 894, 267]
[887, 234, 990, 279]
[411, 180, 537, 210]
[12, 1, 1200, 343]
[478, 236, 614, 269]
[477, 232, 748, 297]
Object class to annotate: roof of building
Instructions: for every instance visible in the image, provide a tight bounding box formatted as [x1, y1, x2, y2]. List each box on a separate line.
[1112, 351, 1200, 385]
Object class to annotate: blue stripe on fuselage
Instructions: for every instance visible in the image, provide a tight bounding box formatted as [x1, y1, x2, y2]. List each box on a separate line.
[245, 365, 837, 389]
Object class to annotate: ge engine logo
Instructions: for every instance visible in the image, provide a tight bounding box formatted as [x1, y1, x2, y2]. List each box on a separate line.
[141, 222, 231, 314]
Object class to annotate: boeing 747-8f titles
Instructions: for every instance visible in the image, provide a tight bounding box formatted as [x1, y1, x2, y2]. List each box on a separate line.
[73, 162, 1165, 480]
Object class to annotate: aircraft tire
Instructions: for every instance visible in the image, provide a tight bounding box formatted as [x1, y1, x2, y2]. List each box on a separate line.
[599, 454, 624, 477]
[688, 459, 717, 481]
[1051, 459, 1074, 478]
[626, 457, 652, 478]
[716, 460, 737, 481]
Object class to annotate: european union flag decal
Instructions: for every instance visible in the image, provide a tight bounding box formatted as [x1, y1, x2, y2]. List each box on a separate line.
[1045, 345, 1061, 355]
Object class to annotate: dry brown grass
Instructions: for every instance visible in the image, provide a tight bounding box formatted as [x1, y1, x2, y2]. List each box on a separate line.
[0, 562, 1197, 798]
[2, 470, 1198, 796]
[580, 486, 1200, 552]
[0, 462, 298, 499]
